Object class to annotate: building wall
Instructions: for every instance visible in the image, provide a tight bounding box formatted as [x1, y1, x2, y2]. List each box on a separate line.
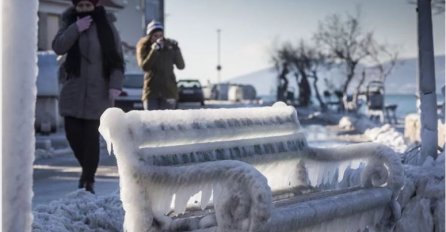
[38, 1, 70, 50]
[113, 0, 145, 47]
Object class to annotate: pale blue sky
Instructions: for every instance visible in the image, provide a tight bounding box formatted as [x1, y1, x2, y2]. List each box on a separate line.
[165, 0, 445, 84]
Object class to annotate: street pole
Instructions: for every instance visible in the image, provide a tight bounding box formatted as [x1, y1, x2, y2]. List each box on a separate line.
[2, 0, 37, 231]
[417, 0, 438, 159]
[216, 29, 222, 100]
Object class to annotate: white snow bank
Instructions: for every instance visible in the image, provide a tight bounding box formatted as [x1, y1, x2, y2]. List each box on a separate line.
[338, 116, 407, 153]
[338, 115, 378, 133]
[364, 124, 407, 153]
[396, 151, 445, 232]
[32, 190, 124, 232]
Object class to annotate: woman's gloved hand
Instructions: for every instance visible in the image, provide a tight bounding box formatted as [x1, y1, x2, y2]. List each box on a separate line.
[76, 16, 92, 32]
[109, 89, 121, 106]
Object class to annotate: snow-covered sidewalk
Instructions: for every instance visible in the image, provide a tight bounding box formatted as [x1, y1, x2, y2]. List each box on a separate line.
[33, 145, 119, 208]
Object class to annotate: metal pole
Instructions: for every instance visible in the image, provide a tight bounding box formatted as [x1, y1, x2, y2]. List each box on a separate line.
[216, 29, 222, 100]
[417, 0, 438, 159]
[159, 0, 164, 26]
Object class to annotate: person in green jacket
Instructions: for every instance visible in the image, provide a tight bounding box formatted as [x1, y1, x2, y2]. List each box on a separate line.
[136, 20, 185, 110]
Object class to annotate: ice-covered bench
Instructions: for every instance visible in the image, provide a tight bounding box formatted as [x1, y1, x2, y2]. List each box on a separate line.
[99, 102, 404, 232]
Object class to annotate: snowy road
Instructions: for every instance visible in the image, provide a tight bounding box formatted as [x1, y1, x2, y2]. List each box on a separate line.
[32, 148, 120, 208]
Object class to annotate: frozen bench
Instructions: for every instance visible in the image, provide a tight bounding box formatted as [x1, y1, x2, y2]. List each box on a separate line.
[99, 102, 404, 232]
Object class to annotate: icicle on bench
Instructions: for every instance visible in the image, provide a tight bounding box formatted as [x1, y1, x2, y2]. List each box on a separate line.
[99, 102, 404, 232]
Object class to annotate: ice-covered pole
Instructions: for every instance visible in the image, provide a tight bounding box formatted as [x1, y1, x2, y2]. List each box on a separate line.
[417, 0, 438, 159]
[2, 0, 38, 231]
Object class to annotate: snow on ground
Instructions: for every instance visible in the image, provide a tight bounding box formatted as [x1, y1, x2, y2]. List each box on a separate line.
[396, 151, 445, 232]
[339, 115, 407, 153]
[363, 124, 407, 153]
[33, 190, 123, 232]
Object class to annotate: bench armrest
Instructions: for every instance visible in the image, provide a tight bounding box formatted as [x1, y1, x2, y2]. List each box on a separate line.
[121, 160, 272, 231]
[308, 143, 404, 196]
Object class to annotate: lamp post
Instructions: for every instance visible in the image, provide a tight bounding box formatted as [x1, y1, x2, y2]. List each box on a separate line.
[2, 0, 38, 231]
[216, 29, 222, 100]
[417, 0, 438, 159]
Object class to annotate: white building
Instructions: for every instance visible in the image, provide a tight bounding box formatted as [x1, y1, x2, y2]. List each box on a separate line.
[38, 0, 125, 51]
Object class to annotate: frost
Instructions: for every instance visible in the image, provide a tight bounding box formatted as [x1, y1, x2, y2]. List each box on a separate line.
[32, 190, 124, 232]
[98, 104, 404, 231]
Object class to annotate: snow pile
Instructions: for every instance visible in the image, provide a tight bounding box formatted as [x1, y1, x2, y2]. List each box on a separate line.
[338, 116, 407, 153]
[33, 190, 124, 232]
[396, 151, 445, 232]
[338, 116, 356, 130]
[338, 115, 445, 231]
[338, 115, 378, 133]
[364, 124, 407, 153]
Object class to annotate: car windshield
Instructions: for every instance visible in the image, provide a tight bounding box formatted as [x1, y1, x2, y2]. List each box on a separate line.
[123, 74, 144, 88]
[177, 80, 201, 88]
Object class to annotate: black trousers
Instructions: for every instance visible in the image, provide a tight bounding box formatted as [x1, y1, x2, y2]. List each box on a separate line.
[64, 116, 100, 183]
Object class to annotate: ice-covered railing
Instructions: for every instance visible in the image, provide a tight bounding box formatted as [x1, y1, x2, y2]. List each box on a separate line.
[99, 102, 404, 232]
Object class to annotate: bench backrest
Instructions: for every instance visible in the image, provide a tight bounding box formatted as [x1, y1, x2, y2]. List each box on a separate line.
[101, 102, 315, 193]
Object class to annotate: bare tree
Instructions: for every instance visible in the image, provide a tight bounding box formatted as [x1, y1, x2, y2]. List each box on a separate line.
[368, 44, 400, 83]
[314, 11, 375, 95]
[354, 42, 401, 98]
[271, 44, 293, 102]
[293, 40, 331, 110]
[271, 40, 331, 110]
[289, 41, 312, 107]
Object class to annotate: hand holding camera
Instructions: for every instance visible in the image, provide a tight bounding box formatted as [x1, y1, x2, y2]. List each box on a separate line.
[151, 38, 164, 51]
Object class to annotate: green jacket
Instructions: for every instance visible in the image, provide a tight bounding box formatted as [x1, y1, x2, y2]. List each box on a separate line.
[136, 37, 185, 101]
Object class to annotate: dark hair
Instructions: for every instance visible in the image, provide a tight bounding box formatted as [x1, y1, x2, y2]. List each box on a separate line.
[64, 6, 124, 78]
[71, 0, 99, 6]
[150, 28, 163, 35]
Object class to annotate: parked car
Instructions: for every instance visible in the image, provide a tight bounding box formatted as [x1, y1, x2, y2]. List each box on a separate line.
[115, 73, 144, 112]
[177, 79, 205, 107]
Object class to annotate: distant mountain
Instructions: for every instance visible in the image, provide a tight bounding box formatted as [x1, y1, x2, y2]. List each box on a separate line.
[376, 55, 445, 94]
[227, 55, 445, 96]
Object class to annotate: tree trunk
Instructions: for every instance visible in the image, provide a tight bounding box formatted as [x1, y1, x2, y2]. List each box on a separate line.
[297, 72, 312, 106]
[342, 65, 356, 94]
[277, 63, 289, 102]
[417, 0, 438, 159]
[310, 73, 327, 111]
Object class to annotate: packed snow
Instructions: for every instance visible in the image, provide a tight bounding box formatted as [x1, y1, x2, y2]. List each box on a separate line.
[33, 190, 124, 232]
[339, 116, 408, 153]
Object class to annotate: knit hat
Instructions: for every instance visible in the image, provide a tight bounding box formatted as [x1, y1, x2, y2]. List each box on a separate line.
[146, 20, 164, 36]
[72, 0, 99, 6]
